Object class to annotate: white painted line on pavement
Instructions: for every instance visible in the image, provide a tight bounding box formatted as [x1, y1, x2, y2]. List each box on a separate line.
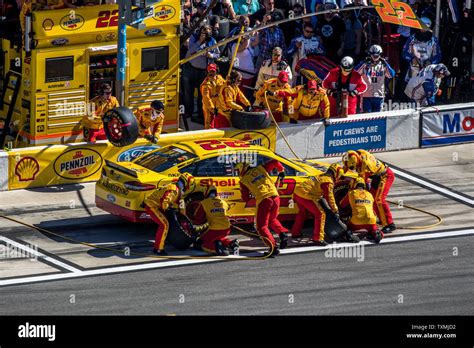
[1, 228, 474, 287]
[0, 237, 82, 274]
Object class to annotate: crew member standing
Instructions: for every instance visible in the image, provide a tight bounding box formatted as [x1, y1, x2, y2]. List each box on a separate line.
[236, 160, 289, 257]
[290, 79, 330, 123]
[200, 64, 226, 129]
[144, 173, 195, 255]
[322, 56, 367, 117]
[342, 149, 396, 234]
[340, 177, 383, 243]
[82, 83, 120, 142]
[194, 185, 239, 256]
[291, 164, 344, 246]
[133, 100, 165, 143]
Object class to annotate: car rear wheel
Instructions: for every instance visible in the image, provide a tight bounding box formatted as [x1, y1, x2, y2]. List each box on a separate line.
[103, 107, 139, 147]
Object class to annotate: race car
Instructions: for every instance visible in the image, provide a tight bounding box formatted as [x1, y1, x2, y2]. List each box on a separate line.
[95, 138, 331, 223]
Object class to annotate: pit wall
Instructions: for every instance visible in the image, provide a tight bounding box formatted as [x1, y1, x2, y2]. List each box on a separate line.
[0, 102, 473, 191]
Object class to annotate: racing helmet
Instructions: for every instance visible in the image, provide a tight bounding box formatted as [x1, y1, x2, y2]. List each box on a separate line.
[235, 162, 251, 176]
[350, 176, 366, 190]
[151, 100, 165, 110]
[368, 44, 383, 57]
[340, 56, 354, 72]
[433, 63, 451, 76]
[342, 150, 361, 171]
[178, 172, 196, 194]
[204, 185, 218, 198]
[326, 163, 344, 181]
[420, 17, 432, 29]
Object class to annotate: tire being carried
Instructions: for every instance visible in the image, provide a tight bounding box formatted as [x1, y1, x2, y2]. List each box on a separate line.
[103, 107, 139, 147]
[231, 109, 271, 130]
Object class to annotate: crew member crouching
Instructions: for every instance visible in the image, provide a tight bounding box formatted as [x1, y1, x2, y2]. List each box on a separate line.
[133, 100, 165, 144]
[255, 71, 293, 122]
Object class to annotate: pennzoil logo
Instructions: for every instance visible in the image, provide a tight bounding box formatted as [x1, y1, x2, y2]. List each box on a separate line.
[15, 157, 40, 182]
[60, 14, 85, 31]
[230, 131, 272, 149]
[54, 148, 103, 180]
[153, 5, 176, 21]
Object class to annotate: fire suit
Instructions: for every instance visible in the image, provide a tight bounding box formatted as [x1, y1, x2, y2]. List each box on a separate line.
[402, 32, 442, 80]
[291, 87, 330, 121]
[133, 107, 164, 139]
[200, 74, 226, 129]
[291, 174, 338, 241]
[322, 68, 367, 117]
[255, 59, 293, 91]
[355, 58, 395, 113]
[144, 183, 181, 251]
[194, 197, 232, 254]
[255, 78, 293, 122]
[404, 64, 442, 106]
[340, 188, 379, 237]
[82, 95, 120, 142]
[356, 149, 394, 227]
[239, 160, 288, 248]
[215, 82, 251, 128]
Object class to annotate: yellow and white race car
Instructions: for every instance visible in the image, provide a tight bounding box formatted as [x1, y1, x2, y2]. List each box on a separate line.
[95, 138, 330, 223]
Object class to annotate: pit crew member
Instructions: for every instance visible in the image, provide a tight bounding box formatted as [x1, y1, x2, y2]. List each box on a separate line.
[200, 63, 226, 129]
[236, 160, 289, 257]
[255, 71, 294, 122]
[404, 63, 450, 106]
[133, 100, 165, 144]
[290, 79, 330, 123]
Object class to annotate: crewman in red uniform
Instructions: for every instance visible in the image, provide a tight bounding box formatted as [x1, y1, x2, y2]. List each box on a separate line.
[291, 164, 344, 246]
[133, 100, 165, 143]
[342, 149, 396, 234]
[340, 177, 384, 243]
[82, 83, 120, 142]
[200, 64, 226, 129]
[194, 185, 239, 256]
[236, 160, 289, 257]
[144, 173, 195, 255]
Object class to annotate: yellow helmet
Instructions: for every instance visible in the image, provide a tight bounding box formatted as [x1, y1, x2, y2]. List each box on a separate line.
[178, 172, 195, 194]
[203, 184, 217, 198]
[342, 150, 361, 171]
[350, 176, 366, 190]
[326, 163, 344, 181]
[234, 162, 251, 176]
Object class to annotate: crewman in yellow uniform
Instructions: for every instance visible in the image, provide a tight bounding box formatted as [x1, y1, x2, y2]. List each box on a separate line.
[214, 70, 251, 128]
[133, 100, 165, 143]
[82, 83, 120, 142]
[200, 64, 226, 129]
[236, 159, 289, 257]
[290, 80, 330, 123]
[291, 164, 344, 246]
[340, 177, 383, 243]
[255, 71, 294, 122]
[144, 173, 195, 255]
[342, 149, 396, 234]
[193, 185, 239, 256]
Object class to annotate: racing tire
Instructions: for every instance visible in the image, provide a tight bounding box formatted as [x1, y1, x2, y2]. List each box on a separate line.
[231, 109, 271, 130]
[166, 210, 197, 250]
[185, 191, 205, 224]
[103, 107, 139, 147]
[319, 198, 347, 242]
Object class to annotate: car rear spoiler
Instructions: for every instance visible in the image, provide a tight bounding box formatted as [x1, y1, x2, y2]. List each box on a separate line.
[105, 159, 138, 178]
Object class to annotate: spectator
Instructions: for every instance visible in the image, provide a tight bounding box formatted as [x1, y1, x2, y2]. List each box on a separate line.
[182, 25, 220, 124]
[233, 0, 261, 15]
[256, 10, 287, 68]
[404, 63, 450, 106]
[230, 35, 258, 97]
[355, 44, 395, 113]
[316, 3, 346, 63]
[191, 0, 211, 26]
[281, 3, 306, 46]
[255, 46, 292, 90]
[402, 16, 442, 81]
[250, 0, 284, 25]
[228, 15, 251, 37]
[341, 6, 363, 59]
[211, 0, 236, 20]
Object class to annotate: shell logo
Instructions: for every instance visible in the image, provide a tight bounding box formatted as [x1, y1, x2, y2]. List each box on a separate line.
[60, 14, 85, 31]
[15, 157, 40, 182]
[53, 148, 103, 180]
[153, 5, 176, 21]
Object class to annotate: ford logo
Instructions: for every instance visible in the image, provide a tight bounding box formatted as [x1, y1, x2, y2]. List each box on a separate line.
[107, 194, 116, 203]
[52, 38, 69, 46]
[145, 28, 162, 36]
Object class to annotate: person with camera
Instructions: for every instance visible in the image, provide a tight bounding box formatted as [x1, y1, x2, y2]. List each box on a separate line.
[355, 44, 395, 113]
[255, 46, 292, 90]
[144, 173, 196, 256]
[290, 79, 330, 123]
[182, 25, 220, 124]
[255, 71, 294, 122]
[214, 70, 251, 128]
[256, 10, 287, 69]
[133, 100, 165, 144]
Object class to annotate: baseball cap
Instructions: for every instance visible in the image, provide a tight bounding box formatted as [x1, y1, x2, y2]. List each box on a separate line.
[278, 71, 289, 83]
[207, 63, 217, 72]
[307, 80, 317, 89]
[198, 0, 208, 8]
[324, 3, 337, 10]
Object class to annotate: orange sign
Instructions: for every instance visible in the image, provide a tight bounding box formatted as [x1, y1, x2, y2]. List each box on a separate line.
[371, 0, 426, 30]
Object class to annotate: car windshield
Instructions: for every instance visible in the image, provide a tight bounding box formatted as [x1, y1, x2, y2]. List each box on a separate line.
[134, 146, 197, 173]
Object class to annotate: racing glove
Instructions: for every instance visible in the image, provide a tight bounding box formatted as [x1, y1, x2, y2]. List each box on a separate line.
[145, 134, 159, 144]
[323, 118, 330, 127]
[246, 106, 253, 112]
[277, 171, 285, 181]
[327, 89, 338, 97]
[289, 118, 298, 124]
[349, 90, 359, 97]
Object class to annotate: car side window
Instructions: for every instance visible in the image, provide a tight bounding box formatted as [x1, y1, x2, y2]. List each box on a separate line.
[186, 157, 234, 177]
[257, 155, 296, 176]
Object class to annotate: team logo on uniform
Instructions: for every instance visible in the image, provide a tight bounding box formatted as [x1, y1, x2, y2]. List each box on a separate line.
[60, 14, 85, 31]
[153, 5, 176, 21]
[15, 157, 40, 182]
[54, 148, 103, 180]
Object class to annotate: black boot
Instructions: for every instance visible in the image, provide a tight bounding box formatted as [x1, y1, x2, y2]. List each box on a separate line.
[152, 248, 168, 256]
[346, 230, 360, 243]
[373, 230, 384, 244]
[312, 240, 328, 247]
[279, 233, 288, 249]
[381, 223, 396, 234]
[263, 246, 280, 258]
[215, 240, 230, 256]
[228, 240, 240, 255]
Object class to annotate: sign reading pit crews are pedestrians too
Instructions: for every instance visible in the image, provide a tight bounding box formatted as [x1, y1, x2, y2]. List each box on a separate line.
[324, 118, 387, 156]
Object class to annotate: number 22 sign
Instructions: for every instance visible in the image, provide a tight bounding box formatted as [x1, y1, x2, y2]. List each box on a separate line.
[371, 0, 425, 30]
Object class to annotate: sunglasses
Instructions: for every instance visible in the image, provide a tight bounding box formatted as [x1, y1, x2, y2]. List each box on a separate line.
[273, 53, 281, 56]
[305, 30, 314, 33]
